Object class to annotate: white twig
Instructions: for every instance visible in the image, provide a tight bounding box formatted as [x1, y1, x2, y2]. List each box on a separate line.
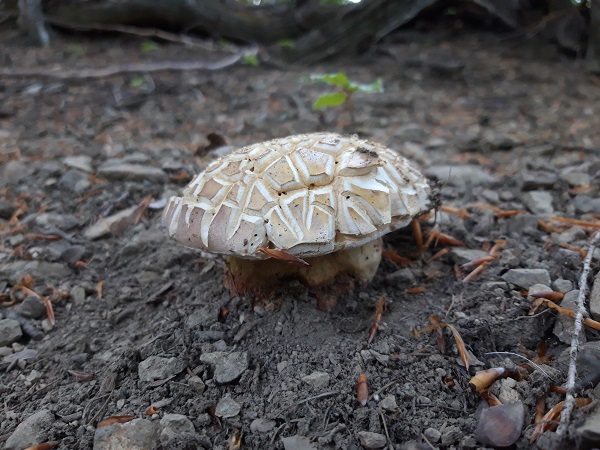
[556, 231, 600, 437]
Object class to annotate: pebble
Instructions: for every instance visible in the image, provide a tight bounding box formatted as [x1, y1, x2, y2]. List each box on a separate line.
[589, 272, 600, 320]
[424, 165, 496, 188]
[385, 268, 416, 285]
[497, 378, 521, 403]
[4, 409, 54, 450]
[188, 375, 206, 394]
[61, 245, 86, 264]
[97, 162, 167, 182]
[573, 195, 600, 214]
[58, 169, 91, 193]
[301, 371, 330, 389]
[250, 418, 276, 433]
[520, 170, 557, 190]
[380, 395, 398, 412]
[553, 290, 585, 345]
[84, 206, 138, 240]
[0, 200, 16, 219]
[501, 268, 551, 289]
[441, 425, 463, 445]
[577, 402, 600, 444]
[63, 155, 93, 173]
[215, 396, 241, 418]
[522, 190, 554, 215]
[70, 286, 87, 304]
[159, 413, 195, 442]
[556, 226, 586, 244]
[138, 356, 187, 381]
[423, 427, 441, 443]
[282, 435, 316, 450]
[199, 351, 249, 383]
[449, 248, 488, 265]
[527, 284, 553, 298]
[553, 278, 573, 292]
[93, 418, 158, 450]
[15, 295, 46, 319]
[0, 319, 23, 346]
[0, 160, 35, 186]
[560, 170, 591, 187]
[35, 212, 80, 231]
[357, 431, 387, 449]
[0, 260, 72, 283]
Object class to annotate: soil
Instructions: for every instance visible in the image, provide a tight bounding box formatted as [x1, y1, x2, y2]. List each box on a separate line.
[1, 22, 600, 450]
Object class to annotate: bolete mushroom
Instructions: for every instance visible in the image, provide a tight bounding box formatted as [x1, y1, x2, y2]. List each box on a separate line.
[162, 133, 430, 309]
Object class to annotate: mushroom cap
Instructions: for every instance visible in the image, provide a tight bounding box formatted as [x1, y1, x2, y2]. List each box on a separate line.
[163, 133, 430, 259]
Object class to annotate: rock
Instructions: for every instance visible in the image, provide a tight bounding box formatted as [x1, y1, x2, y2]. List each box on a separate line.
[423, 427, 441, 443]
[35, 213, 80, 231]
[200, 351, 249, 383]
[394, 123, 427, 142]
[250, 418, 276, 433]
[4, 409, 54, 450]
[522, 190, 554, 215]
[440, 425, 463, 446]
[0, 161, 35, 186]
[589, 272, 600, 320]
[0, 319, 23, 346]
[58, 169, 91, 193]
[0, 200, 16, 219]
[63, 155, 93, 173]
[521, 170, 557, 190]
[501, 268, 551, 289]
[138, 356, 186, 381]
[498, 378, 521, 404]
[301, 371, 330, 389]
[553, 278, 573, 292]
[557, 226, 586, 244]
[553, 290, 585, 345]
[449, 248, 488, 265]
[93, 418, 158, 450]
[357, 431, 387, 449]
[0, 261, 72, 284]
[159, 413, 195, 441]
[578, 402, 600, 444]
[380, 395, 398, 412]
[282, 435, 316, 450]
[560, 170, 591, 187]
[424, 165, 496, 188]
[188, 375, 206, 394]
[97, 162, 167, 182]
[14, 295, 46, 319]
[61, 245, 86, 264]
[215, 396, 241, 418]
[573, 195, 600, 214]
[385, 268, 416, 285]
[84, 206, 138, 240]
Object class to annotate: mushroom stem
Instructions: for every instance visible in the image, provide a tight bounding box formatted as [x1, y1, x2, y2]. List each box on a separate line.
[224, 239, 383, 310]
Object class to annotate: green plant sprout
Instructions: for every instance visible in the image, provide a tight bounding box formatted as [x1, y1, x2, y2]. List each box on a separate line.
[310, 72, 383, 124]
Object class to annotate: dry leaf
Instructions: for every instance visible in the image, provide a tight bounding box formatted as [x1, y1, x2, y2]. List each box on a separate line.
[382, 249, 412, 265]
[406, 286, 425, 294]
[367, 295, 386, 344]
[97, 415, 135, 427]
[530, 398, 592, 443]
[24, 442, 60, 450]
[258, 247, 310, 266]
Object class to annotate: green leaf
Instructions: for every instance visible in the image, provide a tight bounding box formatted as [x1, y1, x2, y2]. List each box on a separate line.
[141, 41, 157, 52]
[277, 39, 295, 49]
[130, 76, 145, 88]
[68, 44, 85, 57]
[313, 92, 348, 110]
[309, 72, 351, 89]
[242, 54, 260, 66]
[349, 79, 384, 94]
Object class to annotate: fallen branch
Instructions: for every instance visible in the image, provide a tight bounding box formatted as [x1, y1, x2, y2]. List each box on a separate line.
[0, 45, 257, 79]
[556, 231, 600, 438]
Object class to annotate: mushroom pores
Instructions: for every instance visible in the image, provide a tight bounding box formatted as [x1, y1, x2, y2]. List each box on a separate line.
[162, 132, 431, 307]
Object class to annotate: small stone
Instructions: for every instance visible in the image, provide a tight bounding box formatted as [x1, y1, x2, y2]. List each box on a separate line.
[93, 418, 158, 450]
[449, 248, 488, 265]
[159, 413, 195, 442]
[0, 200, 16, 219]
[385, 268, 416, 285]
[589, 273, 600, 320]
[0, 319, 23, 346]
[0, 160, 35, 186]
[440, 425, 463, 446]
[4, 410, 54, 450]
[70, 286, 87, 304]
[97, 162, 167, 182]
[380, 395, 398, 412]
[35, 213, 80, 231]
[281, 435, 316, 450]
[502, 268, 551, 289]
[188, 375, 206, 394]
[557, 226, 586, 244]
[573, 195, 600, 214]
[527, 284, 553, 299]
[498, 378, 521, 404]
[250, 418, 276, 433]
[554, 290, 586, 344]
[200, 351, 249, 383]
[578, 403, 600, 444]
[522, 190, 553, 215]
[61, 245, 86, 264]
[423, 427, 441, 443]
[357, 431, 387, 449]
[560, 170, 591, 187]
[0, 261, 72, 284]
[553, 278, 573, 292]
[521, 171, 558, 190]
[15, 295, 46, 319]
[425, 165, 496, 188]
[301, 371, 330, 389]
[58, 169, 91, 193]
[394, 123, 427, 142]
[138, 356, 186, 382]
[63, 155, 93, 173]
[84, 206, 138, 240]
[215, 396, 241, 418]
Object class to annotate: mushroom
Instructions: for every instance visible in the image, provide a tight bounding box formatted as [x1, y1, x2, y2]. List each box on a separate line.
[162, 133, 430, 309]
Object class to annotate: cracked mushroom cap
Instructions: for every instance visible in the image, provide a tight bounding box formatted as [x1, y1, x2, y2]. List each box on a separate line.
[163, 133, 431, 259]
